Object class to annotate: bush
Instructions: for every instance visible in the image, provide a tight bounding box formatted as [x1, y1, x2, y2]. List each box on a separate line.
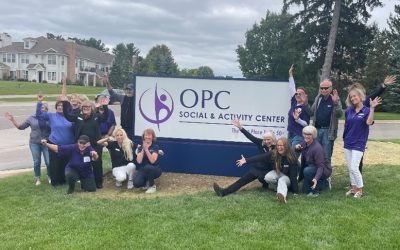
[42, 80, 48, 83]
[32, 79, 37, 83]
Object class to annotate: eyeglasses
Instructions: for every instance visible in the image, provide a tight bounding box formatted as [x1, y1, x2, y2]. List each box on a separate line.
[320, 86, 331, 90]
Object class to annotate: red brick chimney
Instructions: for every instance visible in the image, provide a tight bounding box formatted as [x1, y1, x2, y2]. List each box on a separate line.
[65, 40, 76, 82]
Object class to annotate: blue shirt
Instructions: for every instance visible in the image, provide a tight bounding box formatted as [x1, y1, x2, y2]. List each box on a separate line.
[315, 96, 334, 128]
[137, 143, 159, 169]
[343, 106, 370, 152]
[287, 95, 310, 136]
[36, 102, 74, 145]
[58, 144, 95, 178]
[100, 108, 116, 135]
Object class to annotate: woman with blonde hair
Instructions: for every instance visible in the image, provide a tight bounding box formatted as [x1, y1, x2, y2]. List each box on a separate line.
[98, 127, 137, 189]
[343, 85, 381, 198]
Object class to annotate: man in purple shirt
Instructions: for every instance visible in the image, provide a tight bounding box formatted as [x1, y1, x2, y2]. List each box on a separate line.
[42, 135, 98, 194]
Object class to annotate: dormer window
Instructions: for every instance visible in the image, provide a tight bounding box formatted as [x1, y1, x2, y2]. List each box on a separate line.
[24, 41, 29, 49]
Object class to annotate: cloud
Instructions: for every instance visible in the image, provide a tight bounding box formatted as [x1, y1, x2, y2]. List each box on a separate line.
[0, 0, 395, 77]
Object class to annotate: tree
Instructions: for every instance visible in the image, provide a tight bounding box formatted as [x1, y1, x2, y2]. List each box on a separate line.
[179, 66, 214, 78]
[283, 0, 383, 81]
[109, 43, 140, 88]
[236, 11, 307, 80]
[139, 44, 178, 76]
[46, 33, 64, 40]
[68, 37, 109, 52]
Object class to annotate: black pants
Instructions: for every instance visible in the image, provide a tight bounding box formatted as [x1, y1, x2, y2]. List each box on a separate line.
[65, 168, 96, 193]
[92, 145, 103, 187]
[221, 171, 263, 196]
[133, 164, 162, 187]
[48, 140, 69, 186]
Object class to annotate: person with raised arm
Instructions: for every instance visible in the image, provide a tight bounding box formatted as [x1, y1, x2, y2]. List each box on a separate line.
[42, 135, 98, 194]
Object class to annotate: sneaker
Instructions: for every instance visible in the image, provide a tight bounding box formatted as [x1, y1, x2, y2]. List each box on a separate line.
[35, 177, 41, 186]
[307, 192, 319, 197]
[145, 185, 157, 194]
[276, 192, 287, 204]
[213, 183, 224, 197]
[127, 180, 134, 189]
[327, 177, 332, 190]
[353, 191, 363, 199]
[142, 181, 150, 190]
[115, 181, 122, 187]
[47, 176, 51, 184]
[345, 189, 355, 196]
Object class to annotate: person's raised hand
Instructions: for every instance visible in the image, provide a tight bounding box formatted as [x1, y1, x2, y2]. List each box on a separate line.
[236, 154, 246, 167]
[232, 118, 242, 129]
[370, 96, 382, 109]
[289, 64, 294, 77]
[331, 89, 339, 104]
[383, 75, 396, 87]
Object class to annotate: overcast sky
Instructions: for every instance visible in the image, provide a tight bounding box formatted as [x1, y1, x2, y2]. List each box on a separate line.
[0, 0, 397, 77]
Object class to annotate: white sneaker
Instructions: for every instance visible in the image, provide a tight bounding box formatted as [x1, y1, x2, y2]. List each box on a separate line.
[115, 181, 122, 187]
[35, 177, 41, 186]
[127, 180, 134, 189]
[145, 185, 157, 194]
[47, 176, 51, 184]
[142, 181, 150, 190]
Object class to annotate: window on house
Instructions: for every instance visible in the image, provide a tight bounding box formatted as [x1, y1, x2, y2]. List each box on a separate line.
[48, 55, 56, 65]
[75, 59, 77, 67]
[24, 41, 29, 48]
[23, 71, 28, 79]
[21, 54, 29, 64]
[61, 56, 64, 66]
[47, 72, 56, 81]
[2, 54, 5, 63]
[11, 54, 15, 63]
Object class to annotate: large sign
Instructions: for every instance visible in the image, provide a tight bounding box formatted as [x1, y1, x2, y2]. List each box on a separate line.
[135, 76, 291, 142]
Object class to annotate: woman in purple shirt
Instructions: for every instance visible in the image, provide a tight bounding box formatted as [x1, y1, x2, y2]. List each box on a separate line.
[42, 135, 98, 194]
[343, 87, 381, 198]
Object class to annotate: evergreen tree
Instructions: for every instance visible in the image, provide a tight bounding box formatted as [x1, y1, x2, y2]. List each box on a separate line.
[139, 44, 178, 76]
[109, 43, 140, 88]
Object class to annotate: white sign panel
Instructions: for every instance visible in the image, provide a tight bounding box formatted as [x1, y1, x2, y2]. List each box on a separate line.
[135, 76, 291, 142]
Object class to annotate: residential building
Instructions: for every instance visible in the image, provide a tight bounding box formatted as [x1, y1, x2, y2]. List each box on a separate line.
[0, 33, 114, 86]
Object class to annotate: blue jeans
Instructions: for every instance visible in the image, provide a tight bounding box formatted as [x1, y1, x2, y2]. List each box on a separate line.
[303, 165, 328, 194]
[29, 142, 50, 177]
[316, 128, 333, 163]
[288, 133, 303, 158]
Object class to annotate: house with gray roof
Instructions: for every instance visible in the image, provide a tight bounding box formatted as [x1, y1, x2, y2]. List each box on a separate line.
[0, 33, 114, 86]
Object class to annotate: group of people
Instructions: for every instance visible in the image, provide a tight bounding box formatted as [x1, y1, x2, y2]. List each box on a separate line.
[5, 68, 396, 199]
[5, 76, 162, 194]
[214, 65, 396, 203]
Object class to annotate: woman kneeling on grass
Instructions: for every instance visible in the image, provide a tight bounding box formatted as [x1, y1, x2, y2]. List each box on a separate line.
[42, 135, 98, 194]
[295, 125, 332, 197]
[343, 88, 381, 199]
[133, 128, 162, 194]
[213, 138, 298, 203]
[97, 127, 137, 189]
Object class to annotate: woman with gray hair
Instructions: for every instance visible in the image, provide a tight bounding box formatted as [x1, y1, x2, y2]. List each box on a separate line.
[5, 102, 51, 185]
[295, 125, 332, 197]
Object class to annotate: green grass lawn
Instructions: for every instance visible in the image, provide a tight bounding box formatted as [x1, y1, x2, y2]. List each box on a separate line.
[0, 80, 104, 95]
[1, 164, 399, 249]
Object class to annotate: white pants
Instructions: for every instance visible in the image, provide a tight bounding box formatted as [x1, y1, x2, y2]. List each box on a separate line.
[264, 170, 291, 198]
[112, 163, 136, 182]
[344, 149, 364, 188]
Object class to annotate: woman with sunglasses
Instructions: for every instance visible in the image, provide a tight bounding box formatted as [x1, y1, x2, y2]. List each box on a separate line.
[61, 96, 109, 189]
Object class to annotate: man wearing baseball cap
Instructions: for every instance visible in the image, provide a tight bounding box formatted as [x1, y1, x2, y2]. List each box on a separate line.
[104, 76, 136, 140]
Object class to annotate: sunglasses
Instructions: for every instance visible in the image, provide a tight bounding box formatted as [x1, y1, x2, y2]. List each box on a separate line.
[78, 141, 88, 145]
[320, 87, 331, 90]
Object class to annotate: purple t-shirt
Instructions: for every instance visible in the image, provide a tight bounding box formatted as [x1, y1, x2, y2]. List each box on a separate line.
[343, 106, 370, 152]
[58, 144, 94, 178]
[287, 95, 310, 136]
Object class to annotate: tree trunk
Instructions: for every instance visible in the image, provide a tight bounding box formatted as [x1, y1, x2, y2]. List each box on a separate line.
[321, 0, 342, 81]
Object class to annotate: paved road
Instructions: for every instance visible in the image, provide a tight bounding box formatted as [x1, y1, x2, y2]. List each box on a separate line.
[0, 101, 399, 172]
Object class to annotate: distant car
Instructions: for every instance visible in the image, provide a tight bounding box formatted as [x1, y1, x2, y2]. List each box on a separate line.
[98, 89, 125, 105]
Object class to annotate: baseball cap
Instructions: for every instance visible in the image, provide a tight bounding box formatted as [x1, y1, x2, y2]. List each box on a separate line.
[78, 135, 90, 144]
[125, 83, 134, 90]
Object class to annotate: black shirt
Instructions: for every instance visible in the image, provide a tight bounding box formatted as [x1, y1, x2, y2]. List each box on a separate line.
[315, 96, 334, 128]
[106, 141, 135, 168]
